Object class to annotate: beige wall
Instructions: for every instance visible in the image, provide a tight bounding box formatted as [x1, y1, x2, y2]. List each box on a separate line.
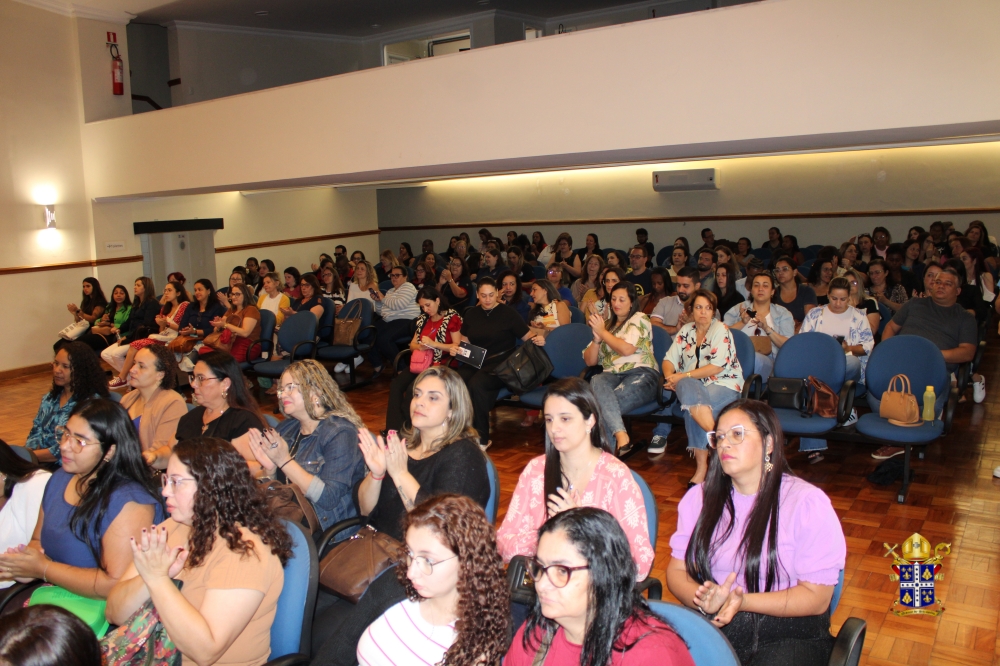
[76, 16, 132, 122]
[80, 0, 1000, 200]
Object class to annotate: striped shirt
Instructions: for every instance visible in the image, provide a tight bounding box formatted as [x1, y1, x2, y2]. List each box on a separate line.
[357, 598, 456, 666]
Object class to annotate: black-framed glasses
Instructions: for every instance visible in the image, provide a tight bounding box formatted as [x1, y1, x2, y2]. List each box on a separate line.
[707, 424, 757, 449]
[405, 551, 458, 576]
[528, 558, 589, 588]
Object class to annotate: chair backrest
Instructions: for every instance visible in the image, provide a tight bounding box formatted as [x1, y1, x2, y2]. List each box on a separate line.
[532, 265, 547, 280]
[484, 454, 500, 525]
[656, 246, 673, 267]
[276, 311, 318, 357]
[108, 390, 122, 403]
[186, 402, 196, 412]
[257, 309, 277, 352]
[11, 446, 36, 464]
[647, 601, 740, 666]
[864, 335, 949, 406]
[543, 324, 594, 379]
[729, 328, 755, 379]
[831, 569, 845, 613]
[271, 519, 319, 658]
[773, 332, 847, 392]
[750, 247, 773, 261]
[876, 301, 891, 338]
[602, 248, 618, 259]
[317, 298, 336, 342]
[378, 279, 393, 292]
[264, 414, 279, 429]
[568, 306, 585, 324]
[630, 470, 658, 548]
[651, 325, 672, 367]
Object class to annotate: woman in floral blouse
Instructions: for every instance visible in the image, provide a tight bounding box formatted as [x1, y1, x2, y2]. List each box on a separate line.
[497, 378, 654, 624]
[662, 289, 743, 487]
[583, 282, 658, 456]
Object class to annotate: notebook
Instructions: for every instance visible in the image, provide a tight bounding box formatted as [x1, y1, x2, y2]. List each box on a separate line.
[456, 341, 487, 369]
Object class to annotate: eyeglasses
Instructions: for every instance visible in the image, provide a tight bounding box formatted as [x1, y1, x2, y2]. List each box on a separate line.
[774, 266, 792, 273]
[405, 551, 457, 576]
[162, 475, 196, 491]
[188, 374, 220, 386]
[391, 273, 405, 279]
[707, 424, 757, 449]
[276, 383, 300, 397]
[629, 253, 644, 259]
[528, 558, 589, 588]
[55, 425, 94, 449]
[933, 279, 958, 288]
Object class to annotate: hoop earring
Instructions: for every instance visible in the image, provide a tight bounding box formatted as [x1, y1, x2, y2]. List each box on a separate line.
[764, 453, 773, 474]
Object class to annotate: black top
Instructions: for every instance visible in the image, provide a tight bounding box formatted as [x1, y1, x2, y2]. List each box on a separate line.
[514, 264, 535, 284]
[717, 289, 746, 316]
[355, 438, 490, 541]
[179, 301, 228, 336]
[295, 296, 323, 312]
[461, 303, 529, 367]
[175, 406, 264, 442]
[628, 269, 653, 297]
[121, 298, 160, 342]
[443, 277, 475, 310]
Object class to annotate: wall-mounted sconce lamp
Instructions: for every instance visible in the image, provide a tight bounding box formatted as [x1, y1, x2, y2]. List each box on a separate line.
[44, 205, 56, 228]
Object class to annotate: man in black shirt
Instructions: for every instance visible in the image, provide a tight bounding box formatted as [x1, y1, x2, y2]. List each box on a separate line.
[628, 245, 653, 296]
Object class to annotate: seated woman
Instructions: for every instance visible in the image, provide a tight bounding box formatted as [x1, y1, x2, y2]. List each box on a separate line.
[247, 360, 367, 532]
[120, 345, 187, 469]
[838, 241, 866, 275]
[580, 266, 624, 319]
[477, 247, 505, 281]
[571, 254, 605, 305]
[174, 351, 267, 467]
[398, 242, 416, 268]
[547, 232, 583, 281]
[668, 245, 689, 283]
[26, 342, 109, 464]
[735, 237, 753, 270]
[99, 278, 160, 376]
[105, 437, 291, 666]
[844, 268, 881, 333]
[320, 266, 347, 313]
[438, 256, 474, 310]
[662, 289, 744, 486]
[640, 267, 670, 315]
[724, 271, 793, 382]
[0, 605, 102, 666]
[667, 400, 846, 666]
[201, 283, 261, 364]
[108, 280, 190, 388]
[545, 264, 576, 306]
[867, 257, 908, 315]
[456, 278, 530, 448]
[714, 261, 745, 316]
[410, 261, 434, 291]
[807, 257, 835, 306]
[584, 282, 657, 456]
[772, 258, 816, 327]
[506, 246, 535, 285]
[420, 252, 442, 281]
[54, 278, 107, 351]
[0, 440, 51, 587]
[217, 270, 245, 301]
[506, 508, 694, 666]
[281, 273, 325, 321]
[782, 235, 806, 266]
[76, 284, 132, 354]
[356, 494, 510, 666]
[376, 249, 401, 283]
[498, 378, 654, 580]
[498, 270, 531, 321]
[256, 272, 291, 329]
[528, 279, 571, 338]
[346, 260, 379, 304]
[283, 266, 302, 301]
[716, 246, 744, 279]
[385, 287, 463, 433]
[172, 279, 227, 355]
[0, 399, 164, 598]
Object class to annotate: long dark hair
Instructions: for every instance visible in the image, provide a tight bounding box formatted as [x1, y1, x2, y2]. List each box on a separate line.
[80, 278, 107, 316]
[496, 269, 523, 304]
[161, 281, 190, 316]
[599, 266, 627, 302]
[173, 437, 292, 568]
[51, 342, 109, 401]
[528, 279, 561, 321]
[195, 351, 265, 425]
[606, 282, 640, 334]
[685, 400, 791, 595]
[0, 439, 43, 499]
[524, 508, 678, 666]
[106, 285, 132, 321]
[0, 604, 102, 666]
[193, 279, 217, 311]
[68, 399, 162, 569]
[542, 378, 613, 500]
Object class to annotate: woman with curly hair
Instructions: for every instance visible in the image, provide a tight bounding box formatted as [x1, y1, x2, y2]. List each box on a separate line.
[506, 507, 693, 666]
[25, 342, 109, 464]
[357, 494, 510, 666]
[106, 437, 292, 666]
[247, 359, 367, 532]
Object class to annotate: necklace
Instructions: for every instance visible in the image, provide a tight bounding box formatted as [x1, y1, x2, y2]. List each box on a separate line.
[561, 450, 600, 493]
[201, 404, 228, 434]
[482, 304, 499, 317]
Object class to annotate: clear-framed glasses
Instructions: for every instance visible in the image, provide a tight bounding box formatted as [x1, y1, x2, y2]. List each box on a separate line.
[188, 374, 220, 386]
[55, 425, 93, 449]
[528, 558, 589, 589]
[707, 424, 755, 449]
[276, 383, 300, 397]
[774, 266, 792, 274]
[405, 551, 458, 576]
[161, 475, 196, 491]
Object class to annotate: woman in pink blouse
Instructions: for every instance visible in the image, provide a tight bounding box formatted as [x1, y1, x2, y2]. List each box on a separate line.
[497, 378, 654, 581]
[666, 400, 846, 666]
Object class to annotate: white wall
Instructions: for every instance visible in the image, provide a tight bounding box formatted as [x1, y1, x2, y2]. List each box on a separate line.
[76, 16, 132, 122]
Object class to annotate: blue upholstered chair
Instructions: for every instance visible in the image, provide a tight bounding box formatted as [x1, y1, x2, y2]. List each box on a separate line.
[264, 520, 318, 665]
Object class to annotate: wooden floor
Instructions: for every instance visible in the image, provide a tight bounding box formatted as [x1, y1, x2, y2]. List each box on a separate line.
[3, 342, 1000, 665]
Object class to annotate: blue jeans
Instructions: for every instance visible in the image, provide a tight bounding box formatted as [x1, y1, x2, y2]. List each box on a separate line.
[651, 378, 740, 450]
[590, 367, 659, 443]
[800, 355, 863, 453]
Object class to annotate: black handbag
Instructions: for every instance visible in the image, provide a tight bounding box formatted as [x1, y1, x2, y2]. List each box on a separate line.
[767, 377, 809, 414]
[492, 343, 554, 394]
[506, 555, 537, 606]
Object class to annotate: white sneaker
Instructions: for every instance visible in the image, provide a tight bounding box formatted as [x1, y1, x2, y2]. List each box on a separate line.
[974, 376, 986, 404]
[647, 436, 668, 455]
[333, 363, 348, 373]
[994, 465, 1000, 478]
[353, 355, 364, 368]
[842, 409, 858, 426]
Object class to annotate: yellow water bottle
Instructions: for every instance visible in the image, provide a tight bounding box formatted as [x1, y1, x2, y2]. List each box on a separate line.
[922, 386, 936, 422]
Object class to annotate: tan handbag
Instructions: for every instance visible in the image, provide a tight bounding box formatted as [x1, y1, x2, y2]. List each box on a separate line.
[168, 336, 198, 354]
[318, 525, 405, 603]
[879, 374, 920, 425]
[749, 333, 772, 356]
[333, 301, 363, 345]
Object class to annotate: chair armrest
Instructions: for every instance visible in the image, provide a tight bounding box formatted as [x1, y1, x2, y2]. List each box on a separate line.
[316, 516, 369, 559]
[636, 576, 663, 600]
[0, 581, 42, 614]
[828, 617, 866, 666]
[264, 654, 311, 666]
[741, 374, 762, 401]
[289, 340, 315, 360]
[657, 387, 676, 408]
[393, 349, 413, 373]
[838, 381, 856, 424]
[581, 365, 604, 382]
[944, 384, 960, 434]
[955, 362, 972, 395]
[353, 325, 378, 353]
[245, 338, 272, 363]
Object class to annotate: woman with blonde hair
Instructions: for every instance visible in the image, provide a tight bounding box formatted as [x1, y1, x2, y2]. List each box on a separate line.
[247, 359, 367, 532]
[376, 249, 402, 283]
[347, 260, 379, 304]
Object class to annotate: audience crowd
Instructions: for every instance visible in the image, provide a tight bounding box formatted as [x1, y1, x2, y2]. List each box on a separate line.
[0, 219, 993, 665]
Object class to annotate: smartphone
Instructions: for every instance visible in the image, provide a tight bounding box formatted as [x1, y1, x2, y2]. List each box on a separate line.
[369, 288, 376, 297]
[834, 335, 846, 343]
[189, 332, 199, 338]
[745, 309, 757, 319]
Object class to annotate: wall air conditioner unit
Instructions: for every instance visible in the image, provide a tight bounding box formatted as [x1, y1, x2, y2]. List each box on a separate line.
[652, 168, 719, 192]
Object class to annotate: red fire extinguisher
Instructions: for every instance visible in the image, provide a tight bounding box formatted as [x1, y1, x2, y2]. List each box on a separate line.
[110, 43, 123, 96]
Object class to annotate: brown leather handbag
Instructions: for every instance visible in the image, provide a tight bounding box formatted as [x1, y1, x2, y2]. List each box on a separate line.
[879, 374, 920, 425]
[258, 479, 321, 536]
[333, 300, 363, 345]
[318, 525, 405, 603]
[806, 376, 839, 419]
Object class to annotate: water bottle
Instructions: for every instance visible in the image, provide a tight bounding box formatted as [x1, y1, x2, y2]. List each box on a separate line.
[922, 386, 936, 422]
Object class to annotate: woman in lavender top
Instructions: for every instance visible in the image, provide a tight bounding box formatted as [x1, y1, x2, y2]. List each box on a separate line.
[666, 400, 846, 666]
